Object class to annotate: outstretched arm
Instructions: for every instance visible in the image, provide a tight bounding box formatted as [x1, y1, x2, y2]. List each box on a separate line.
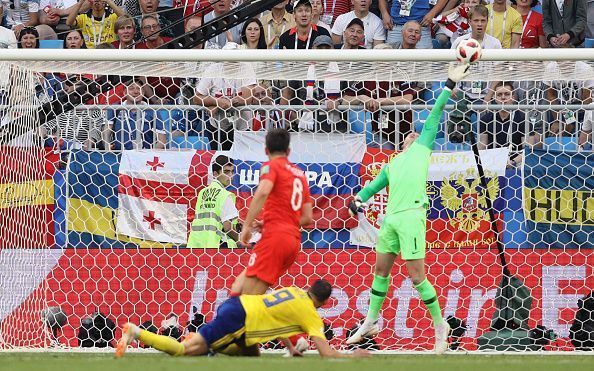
[418, 63, 470, 149]
[312, 336, 369, 358]
[358, 166, 389, 203]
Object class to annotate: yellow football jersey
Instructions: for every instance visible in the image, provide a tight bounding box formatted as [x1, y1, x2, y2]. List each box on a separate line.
[76, 11, 119, 49]
[485, 4, 522, 49]
[239, 287, 325, 346]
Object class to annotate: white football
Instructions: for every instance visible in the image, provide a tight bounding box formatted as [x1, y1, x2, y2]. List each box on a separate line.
[456, 38, 482, 64]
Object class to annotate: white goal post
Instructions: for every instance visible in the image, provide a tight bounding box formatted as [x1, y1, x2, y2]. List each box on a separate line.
[0, 49, 593, 353]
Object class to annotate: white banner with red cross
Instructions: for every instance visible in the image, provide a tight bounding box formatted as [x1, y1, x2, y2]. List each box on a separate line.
[116, 150, 208, 243]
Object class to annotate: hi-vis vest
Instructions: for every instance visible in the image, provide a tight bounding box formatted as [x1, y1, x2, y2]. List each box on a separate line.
[187, 180, 237, 249]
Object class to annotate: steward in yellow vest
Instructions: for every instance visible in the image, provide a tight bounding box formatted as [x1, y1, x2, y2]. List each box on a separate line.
[187, 155, 240, 248]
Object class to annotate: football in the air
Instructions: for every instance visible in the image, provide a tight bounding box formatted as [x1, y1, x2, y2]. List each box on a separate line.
[455, 38, 482, 64]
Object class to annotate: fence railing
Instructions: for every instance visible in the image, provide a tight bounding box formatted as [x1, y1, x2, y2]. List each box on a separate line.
[3, 103, 592, 154]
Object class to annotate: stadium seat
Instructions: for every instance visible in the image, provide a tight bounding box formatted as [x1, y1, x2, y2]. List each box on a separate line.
[39, 40, 63, 49]
[544, 136, 578, 151]
[585, 39, 594, 48]
[414, 119, 424, 134]
[170, 136, 211, 150]
[348, 110, 374, 144]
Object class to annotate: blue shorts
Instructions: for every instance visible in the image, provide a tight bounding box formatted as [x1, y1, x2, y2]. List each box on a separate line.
[198, 297, 246, 351]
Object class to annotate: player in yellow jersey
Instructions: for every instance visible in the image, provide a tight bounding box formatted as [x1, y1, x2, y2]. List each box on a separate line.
[115, 280, 368, 358]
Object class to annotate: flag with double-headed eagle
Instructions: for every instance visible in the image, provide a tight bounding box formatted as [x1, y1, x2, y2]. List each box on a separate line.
[350, 147, 509, 249]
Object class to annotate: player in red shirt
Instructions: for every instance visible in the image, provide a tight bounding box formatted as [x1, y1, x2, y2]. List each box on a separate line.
[232, 128, 313, 296]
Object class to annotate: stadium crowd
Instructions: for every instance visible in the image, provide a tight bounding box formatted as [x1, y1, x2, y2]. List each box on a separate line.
[0, 0, 593, 164]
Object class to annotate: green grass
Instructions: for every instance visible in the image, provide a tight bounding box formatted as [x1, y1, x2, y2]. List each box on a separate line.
[1, 353, 592, 371]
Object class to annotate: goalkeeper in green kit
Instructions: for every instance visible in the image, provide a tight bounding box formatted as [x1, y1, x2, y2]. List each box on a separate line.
[345, 63, 471, 354]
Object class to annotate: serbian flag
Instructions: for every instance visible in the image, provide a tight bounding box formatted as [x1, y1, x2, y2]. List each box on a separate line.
[116, 150, 213, 243]
[230, 131, 366, 229]
[350, 147, 509, 248]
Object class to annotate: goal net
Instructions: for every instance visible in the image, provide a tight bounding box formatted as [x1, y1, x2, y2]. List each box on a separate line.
[0, 49, 593, 352]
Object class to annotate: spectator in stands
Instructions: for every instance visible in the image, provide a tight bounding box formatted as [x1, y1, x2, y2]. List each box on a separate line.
[337, 17, 366, 49]
[379, 0, 448, 49]
[203, 0, 242, 48]
[451, 5, 501, 92]
[295, 35, 346, 132]
[486, 0, 522, 48]
[18, 26, 39, 47]
[279, 0, 332, 126]
[279, 0, 331, 50]
[331, 0, 385, 48]
[136, 14, 180, 103]
[311, 0, 331, 32]
[390, 21, 428, 100]
[393, 20, 422, 49]
[0, 6, 18, 48]
[136, 14, 171, 48]
[342, 43, 415, 149]
[240, 17, 266, 49]
[260, 0, 295, 49]
[542, 0, 586, 47]
[587, 0, 594, 44]
[112, 14, 135, 48]
[249, 81, 284, 131]
[66, 0, 125, 48]
[320, 0, 351, 26]
[450, 5, 500, 143]
[543, 61, 593, 137]
[38, 79, 104, 150]
[508, 0, 545, 127]
[433, 0, 479, 49]
[173, 71, 206, 140]
[63, 28, 86, 48]
[102, 78, 168, 151]
[39, 0, 79, 34]
[185, 15, 203, 49]
[177, 0, 210, 19]
[478, 82, 527, 167]
[170, 14, 207, 142]
[134, 0, 175, 40]
[511, 0, 546, 48]
[4, 0, 40, 35]
[193, 42, 256, 150]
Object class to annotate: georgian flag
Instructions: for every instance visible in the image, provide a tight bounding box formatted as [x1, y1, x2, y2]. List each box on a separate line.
[116, 150, 211, 243]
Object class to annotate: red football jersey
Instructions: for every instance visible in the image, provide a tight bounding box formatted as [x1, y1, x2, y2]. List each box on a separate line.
[259, 157, 311, 237]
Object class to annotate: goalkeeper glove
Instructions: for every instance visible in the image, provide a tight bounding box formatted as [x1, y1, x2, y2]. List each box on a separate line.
[445, 63, 471, 89]
[348, 196, 368, 217]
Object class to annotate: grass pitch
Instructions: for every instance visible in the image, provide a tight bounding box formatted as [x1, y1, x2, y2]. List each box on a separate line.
[1, 353, 592, 371]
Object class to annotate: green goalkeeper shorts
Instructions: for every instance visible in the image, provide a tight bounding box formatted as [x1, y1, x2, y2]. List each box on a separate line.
[376, 208, 427, 260]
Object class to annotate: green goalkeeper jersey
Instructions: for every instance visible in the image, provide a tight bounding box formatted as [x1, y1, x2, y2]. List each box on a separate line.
[358, 87, 452, 214]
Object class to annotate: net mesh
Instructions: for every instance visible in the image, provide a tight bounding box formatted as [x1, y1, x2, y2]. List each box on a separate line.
[11, 59, 594, 82]
[0, 56, 593, 352]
